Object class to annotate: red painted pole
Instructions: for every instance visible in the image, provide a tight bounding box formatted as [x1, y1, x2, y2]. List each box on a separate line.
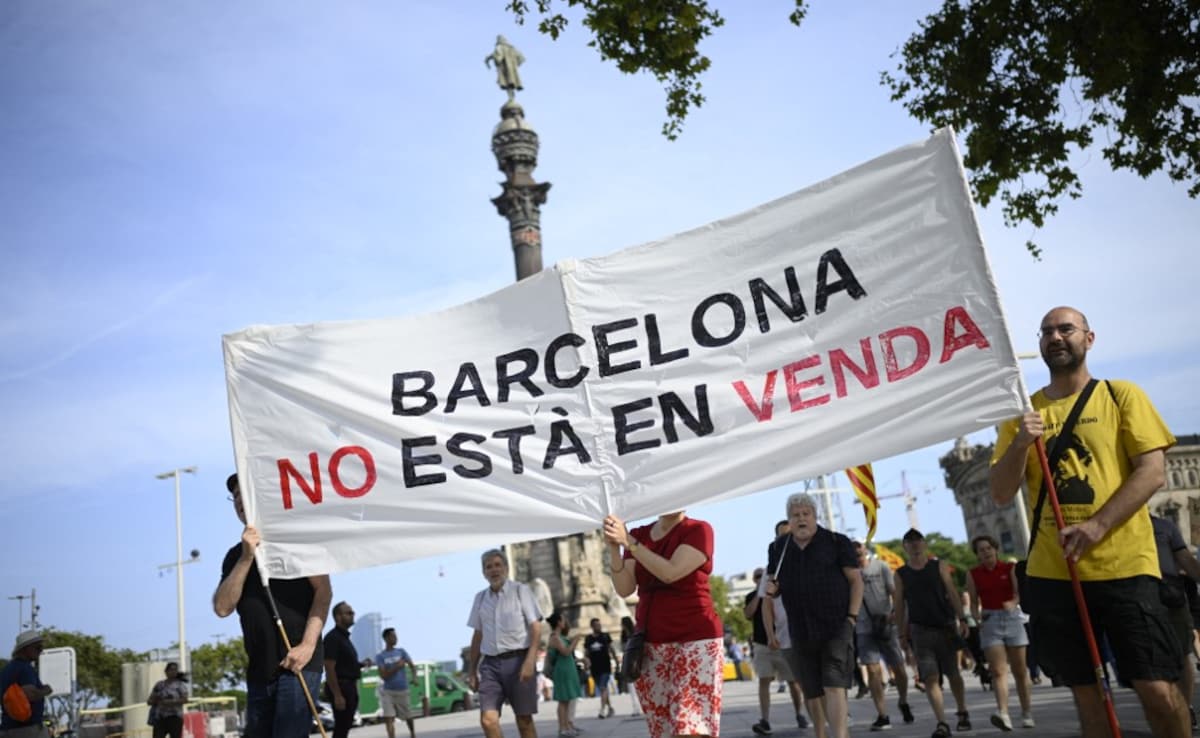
[1033, 437, 1122, 738]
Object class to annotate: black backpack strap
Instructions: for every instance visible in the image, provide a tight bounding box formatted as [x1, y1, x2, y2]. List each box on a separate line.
[1027, 378, 1100, 553]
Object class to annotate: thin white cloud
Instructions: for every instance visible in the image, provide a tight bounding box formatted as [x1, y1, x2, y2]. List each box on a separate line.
[0, 273, 209, 382]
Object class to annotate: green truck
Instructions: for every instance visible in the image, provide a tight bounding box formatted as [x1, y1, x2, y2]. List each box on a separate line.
[357, 661, 474, 722]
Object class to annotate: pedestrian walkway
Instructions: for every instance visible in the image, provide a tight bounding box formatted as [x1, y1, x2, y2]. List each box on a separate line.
[341, 676, 1163, 738]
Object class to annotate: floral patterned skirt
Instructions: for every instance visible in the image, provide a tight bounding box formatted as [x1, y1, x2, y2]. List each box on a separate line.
[635, 637, 724, 738]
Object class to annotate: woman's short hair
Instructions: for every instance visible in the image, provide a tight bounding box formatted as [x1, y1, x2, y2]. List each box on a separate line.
[971, 534, 1000, 554]
[546, 611, 562, 629]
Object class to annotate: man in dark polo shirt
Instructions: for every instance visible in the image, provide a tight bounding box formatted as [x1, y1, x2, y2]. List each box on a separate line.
[324, 602, 373, 738]
[765, 492, 862, 738]
[214, 473, 331, 738]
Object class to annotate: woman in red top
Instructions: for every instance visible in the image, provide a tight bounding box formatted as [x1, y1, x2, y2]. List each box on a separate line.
[603, 511, 724, 738]
[966, 535, 1034, 730]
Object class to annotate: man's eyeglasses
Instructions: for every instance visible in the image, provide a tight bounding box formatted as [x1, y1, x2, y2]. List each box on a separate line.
[1038, 323, 1082, 339]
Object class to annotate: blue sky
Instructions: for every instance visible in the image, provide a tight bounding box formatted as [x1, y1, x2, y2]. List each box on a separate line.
[1, 1, 1196, 666]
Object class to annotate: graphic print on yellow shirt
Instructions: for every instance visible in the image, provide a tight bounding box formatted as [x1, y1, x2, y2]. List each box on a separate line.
[992, 380, 1176, 582]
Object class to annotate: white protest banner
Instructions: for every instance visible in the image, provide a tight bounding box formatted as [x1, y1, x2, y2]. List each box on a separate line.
[224, 128, 1025, 578]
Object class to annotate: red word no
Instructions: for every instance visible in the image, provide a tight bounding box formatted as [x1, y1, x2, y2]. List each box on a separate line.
[277, 446, 377, 510]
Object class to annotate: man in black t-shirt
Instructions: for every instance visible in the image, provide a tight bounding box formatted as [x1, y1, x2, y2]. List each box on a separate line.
[583, 618, 618, 718]
[214, 473, 332, 738]
[324, 602, 373, 738]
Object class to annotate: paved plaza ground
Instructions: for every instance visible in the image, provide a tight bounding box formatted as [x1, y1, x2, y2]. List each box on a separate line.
[339, 674, 1167, 738]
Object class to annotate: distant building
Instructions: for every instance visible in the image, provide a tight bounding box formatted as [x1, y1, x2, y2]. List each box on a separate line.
[940, 433, 1200, 553]
[1153, 434, 1200, 541]
[352, 612, 384, 660]
[726, 570, 758, 607]
[940, 437, 1028, 555]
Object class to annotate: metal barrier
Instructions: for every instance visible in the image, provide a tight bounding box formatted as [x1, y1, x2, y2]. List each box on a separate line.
[78, 696, 239, 738]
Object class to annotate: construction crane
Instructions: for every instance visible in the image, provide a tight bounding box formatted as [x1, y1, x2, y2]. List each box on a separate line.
[866, 471, 926, 530]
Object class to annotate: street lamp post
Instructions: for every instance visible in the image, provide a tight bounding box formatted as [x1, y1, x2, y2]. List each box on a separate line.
[156, 466, 197, 671]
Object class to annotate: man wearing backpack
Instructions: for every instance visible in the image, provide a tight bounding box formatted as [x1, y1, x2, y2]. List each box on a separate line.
[990, 306, 1182, 738]
[1, 630, 52, 738]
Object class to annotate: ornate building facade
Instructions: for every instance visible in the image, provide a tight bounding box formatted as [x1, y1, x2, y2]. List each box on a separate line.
[940, 433, 1200, 552]
[506, 532, 631, 635]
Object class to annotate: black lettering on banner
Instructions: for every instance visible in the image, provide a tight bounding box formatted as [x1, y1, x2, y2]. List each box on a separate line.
[612, 398, 661, 455]
[391, 371, 437, 416]
[447, 432, 492, 479]
[692, 293, 747, 347]
[401, 436, 446, 487]
[496, 348, 544, 403]
[594, 318, 642, 377]
[544, 332, 590, 388]
[660, 384, 713, 443]
[492, 425, 537, 474]
[543, 407, 593, 469]
[814, 248, 867, 314]
[749, 266, 807, 333]
[444, 362, 491, 413]
[645, 313, 689, 366]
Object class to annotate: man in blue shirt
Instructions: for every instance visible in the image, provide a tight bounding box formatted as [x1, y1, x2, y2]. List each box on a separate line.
[1, 630, 53, 737]
[376, 628, 416, 738]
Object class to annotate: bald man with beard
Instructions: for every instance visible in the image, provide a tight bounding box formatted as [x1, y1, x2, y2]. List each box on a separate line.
[990, 306, 1181, 738]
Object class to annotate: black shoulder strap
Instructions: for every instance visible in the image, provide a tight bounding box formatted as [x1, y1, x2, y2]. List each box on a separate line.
[1027, 378, 1100, 553]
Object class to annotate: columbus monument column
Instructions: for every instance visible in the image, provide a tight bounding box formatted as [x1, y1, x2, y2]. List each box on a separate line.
[486, 35, 629, 634]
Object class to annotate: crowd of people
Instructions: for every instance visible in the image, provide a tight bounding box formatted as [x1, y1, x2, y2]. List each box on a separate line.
[0, 303, 1189, 738]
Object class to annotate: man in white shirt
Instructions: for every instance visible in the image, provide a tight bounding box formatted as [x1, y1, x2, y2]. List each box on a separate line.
[754, 520, 809, 734]
[467, 549, 543, 738]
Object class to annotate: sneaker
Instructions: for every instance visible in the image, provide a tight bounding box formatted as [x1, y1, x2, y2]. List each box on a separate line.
[598, 711, 607, 720]
[777, 683, 786, 693]
[869, 714, 892, 731]
[1021, 713, 1035, 729]
[898, 702, 915, 724]
[990, 712, 1013, 732]
[856, 684, 870, 699]
[956, 711, 972, 731]
[931, 722, 951, 738]
[606, 705, 615, 718]
[796, 713, 809, 729]
[752, 719, 773, 736]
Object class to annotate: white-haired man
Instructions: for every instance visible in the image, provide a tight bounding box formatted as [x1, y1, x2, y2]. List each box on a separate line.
[466, 549, 543, 738]
[765, 493, 863, 738]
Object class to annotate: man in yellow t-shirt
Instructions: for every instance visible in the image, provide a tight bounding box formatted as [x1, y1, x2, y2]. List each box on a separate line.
[989, 306, 1182, 738]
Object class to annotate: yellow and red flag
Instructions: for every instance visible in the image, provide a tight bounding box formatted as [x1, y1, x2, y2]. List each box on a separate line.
[875, 543, 906, 571]
[845, 463, 879, 543]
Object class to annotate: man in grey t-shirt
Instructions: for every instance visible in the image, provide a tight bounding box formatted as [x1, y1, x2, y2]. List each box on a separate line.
[853, 541, 913, 730]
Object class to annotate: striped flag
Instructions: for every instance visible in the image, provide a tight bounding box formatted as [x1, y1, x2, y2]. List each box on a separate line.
[845, 463, 879, 543]
[875, 543, 906, 571]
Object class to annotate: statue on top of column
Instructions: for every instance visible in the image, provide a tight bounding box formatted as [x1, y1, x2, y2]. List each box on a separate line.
[485, 35, 525, 99]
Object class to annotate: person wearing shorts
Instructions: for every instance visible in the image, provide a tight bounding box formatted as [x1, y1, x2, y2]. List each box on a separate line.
[895, 529, 970, 738]
[967, 535, 1033, 730]
[853, 540, 913, 731]
[990, 307, 1184, 737]
[466, 549, 543, 738]
[1153, 515, 1200, 730]
[765, 494, 862, 738]
[745, 553, 808, 735]
[583, 618, 618, 719]
[376, 627, 416, 738]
